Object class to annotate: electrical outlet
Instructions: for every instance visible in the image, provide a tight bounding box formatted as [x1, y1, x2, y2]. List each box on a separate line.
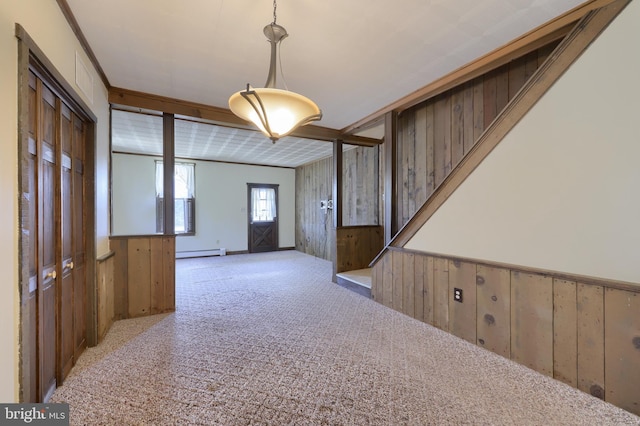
[453, 288, 463, 303]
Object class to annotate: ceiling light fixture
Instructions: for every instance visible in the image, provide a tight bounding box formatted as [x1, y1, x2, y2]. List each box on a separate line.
[228, 0, 322, 143]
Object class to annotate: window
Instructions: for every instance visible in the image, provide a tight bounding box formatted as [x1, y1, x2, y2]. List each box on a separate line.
[156, 161, 195, 235]
[251, 187, 276, 222]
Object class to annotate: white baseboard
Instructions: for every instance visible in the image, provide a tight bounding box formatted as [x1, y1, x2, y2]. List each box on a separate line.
[176, 248, 226, 259]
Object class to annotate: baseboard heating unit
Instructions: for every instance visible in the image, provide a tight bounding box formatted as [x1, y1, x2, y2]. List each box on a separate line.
[176, 248, 227, 259]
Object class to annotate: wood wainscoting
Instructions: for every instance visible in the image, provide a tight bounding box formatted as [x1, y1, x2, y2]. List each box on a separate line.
[371, 248, 640, 415]
[96, 251, 115, 342]
[109, 235, 176, 320]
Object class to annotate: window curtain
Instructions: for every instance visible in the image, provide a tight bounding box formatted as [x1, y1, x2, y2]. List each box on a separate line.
[252, 188, 276, 221]
[175, 163, 195, 198]
[155, 161, 164, 197]
[156, 162, 195, 198]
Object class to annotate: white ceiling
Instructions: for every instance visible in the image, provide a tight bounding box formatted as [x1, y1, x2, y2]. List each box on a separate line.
[112, 109, 350, 167]
[66, 0, 586, 167]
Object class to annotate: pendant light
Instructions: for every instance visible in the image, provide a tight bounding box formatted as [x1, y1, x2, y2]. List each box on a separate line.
[228, 0, 322, 143]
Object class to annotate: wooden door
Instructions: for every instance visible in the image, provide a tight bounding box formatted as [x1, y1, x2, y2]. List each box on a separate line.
[39, 83, 58, 402]
[58, 103, 86, 381]
[248, 184, 279, 253]
[24, 72, 39, 403]
[72, 113, 86, 358]
[24, 71, 88, 402]
[58, 102, 74, 381]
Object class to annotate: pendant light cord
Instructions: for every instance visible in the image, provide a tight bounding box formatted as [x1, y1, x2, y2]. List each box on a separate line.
[272, 0, 277, 24]
[271, 0, 289, 90]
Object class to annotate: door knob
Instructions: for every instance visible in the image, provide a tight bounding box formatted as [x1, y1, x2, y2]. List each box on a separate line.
[65, 261, 74, 270]
[46, 270, 57, 280]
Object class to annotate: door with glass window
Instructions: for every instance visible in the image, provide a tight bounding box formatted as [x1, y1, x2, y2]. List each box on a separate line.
[248, 184, 279, 253]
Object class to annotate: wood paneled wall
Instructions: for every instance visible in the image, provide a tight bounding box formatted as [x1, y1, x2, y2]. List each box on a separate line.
[110, 235, 175, 319]
[335, 226, 384, 278]
[342, 146, 380, 226]
[372, 248, 640, 415]
[395, 42, 559, 229]
[295, 156, 334, 261]
[295, 145, 380, 262]
[96, 252, 115, 342]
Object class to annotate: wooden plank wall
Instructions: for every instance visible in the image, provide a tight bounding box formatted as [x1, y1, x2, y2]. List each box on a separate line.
[295, 156, 333, 261]
[342, 146, 379, 226]
[295, 145, 380, 262]
[296, 43, 560, 262]
[96, 252, 115, 343]
[110, 235, 176, 320]
[335, 225, 384, 276]
[372, 248, 640, 415]
[395, 42, 559, 229]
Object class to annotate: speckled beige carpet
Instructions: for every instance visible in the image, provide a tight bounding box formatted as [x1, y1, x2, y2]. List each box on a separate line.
[51, 251, 639, 425]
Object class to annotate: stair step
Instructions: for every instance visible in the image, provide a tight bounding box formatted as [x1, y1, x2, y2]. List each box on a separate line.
[336, 268, 371, 288]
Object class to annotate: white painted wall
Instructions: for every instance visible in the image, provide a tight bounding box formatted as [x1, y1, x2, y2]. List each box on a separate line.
[0, 1, 110, 401]
[112, 154, 158, 235]
[112, 153, 296, 251]
[406, 0, 640, 284]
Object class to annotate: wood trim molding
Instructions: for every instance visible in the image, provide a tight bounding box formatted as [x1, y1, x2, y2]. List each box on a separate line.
[96, 251, 115, 262]
[369, 0, 631, 265]
[109, 87, 382, 147]
[342, 0, 618, 135]
[55, 0, 110, 89]
[110, 234, 176, 240]
[383, 111, 398, 244]
[332, 140, 343, 228]
[162, 113, 175, 235]
[389, 245, 640, 298]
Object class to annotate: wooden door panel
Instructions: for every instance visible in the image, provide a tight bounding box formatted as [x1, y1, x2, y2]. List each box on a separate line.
[39, 83, 58, 402]
[24, 72, 39, 403]
[72, 113, 86, 357]
[41, 93, 56, 273]
[40, 273, 57, 401]
[73, 264, 86, 355]
[59, 104, 74, 381]
[59, 274, 74, 380]
[250, 223, 277, 252]
[40, 101, 57, 400]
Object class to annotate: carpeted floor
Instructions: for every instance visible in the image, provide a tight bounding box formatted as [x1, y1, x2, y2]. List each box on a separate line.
[51, 251, 639, 425]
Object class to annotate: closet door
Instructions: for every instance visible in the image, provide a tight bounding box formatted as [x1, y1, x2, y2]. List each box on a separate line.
[23, 64, 90, 402]
[58, 102, 74, 381]
[39, 82, 58, 402]
[29, 73, 88, 400]
[25, 72, 39, 403]
[54, 93, 88, 383]
[72, 112, 86, 358]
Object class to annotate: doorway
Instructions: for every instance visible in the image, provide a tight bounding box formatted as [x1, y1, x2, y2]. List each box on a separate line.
[247, 184, 279, 253]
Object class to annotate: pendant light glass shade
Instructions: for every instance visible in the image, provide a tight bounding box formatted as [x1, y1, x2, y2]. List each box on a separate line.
[228, 4, 321, 143]
[229, 87, 322, 142]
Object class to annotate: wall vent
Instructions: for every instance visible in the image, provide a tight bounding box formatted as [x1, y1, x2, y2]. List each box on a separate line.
[75, 51, 94, 104]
